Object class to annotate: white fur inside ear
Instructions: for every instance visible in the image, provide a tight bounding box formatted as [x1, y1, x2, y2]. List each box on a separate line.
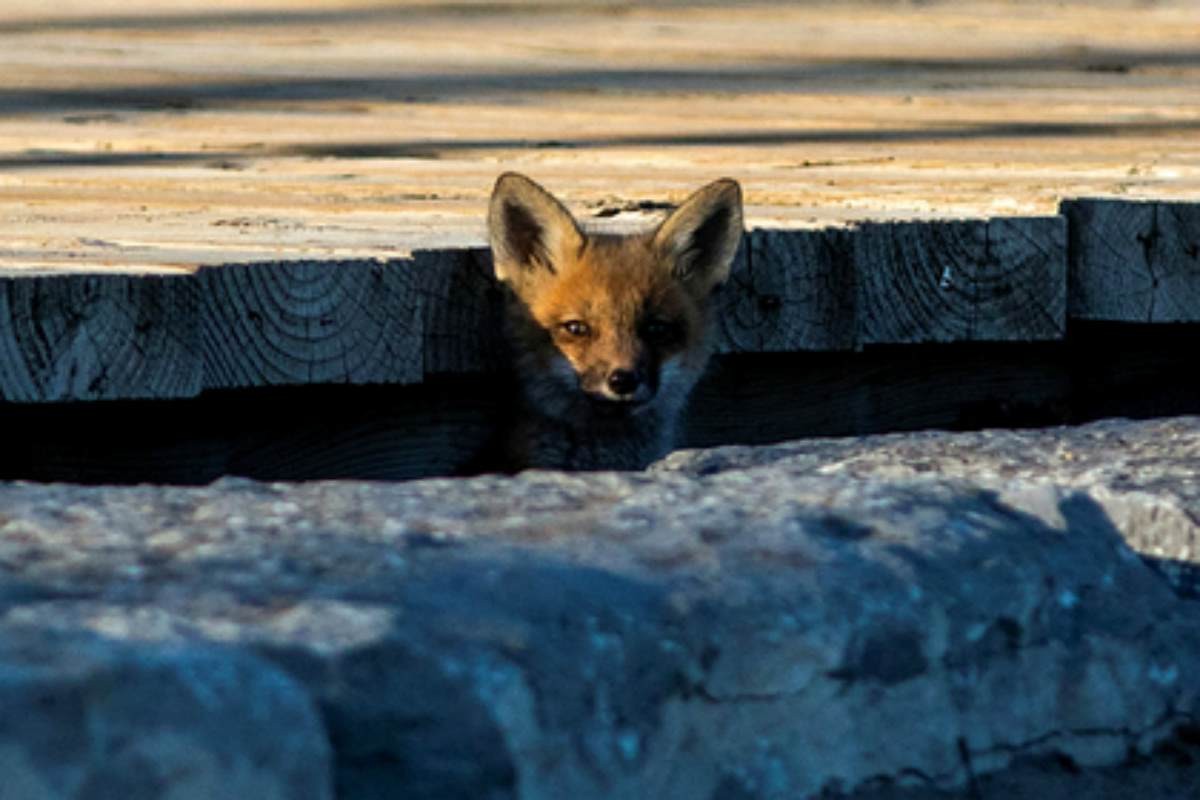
[653, 178, 743, 294]
[488, 173, 583, 280]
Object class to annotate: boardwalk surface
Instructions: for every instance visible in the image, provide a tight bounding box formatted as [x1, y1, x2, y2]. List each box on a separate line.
[0, 0, 1197, 273]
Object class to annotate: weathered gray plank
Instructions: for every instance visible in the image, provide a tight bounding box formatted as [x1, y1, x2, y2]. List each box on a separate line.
[1157, 203, 1200, 320]
[198, 259, 421, 390]
[1064, 199, 1156, 321]
[854, 217, 1066, 344]
[716, 229, 856, 353]
[22, 200, 1200, 408]
[0, 273, 200, 402]
[1064, 199, 1200, 322]
[414, 248, 506, 376]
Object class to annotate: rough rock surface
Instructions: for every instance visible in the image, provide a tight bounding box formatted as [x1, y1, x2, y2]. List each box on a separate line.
[0, 629, 331, 799]
[0, 417, 1199, 798]
[657, 415, 1200, 596]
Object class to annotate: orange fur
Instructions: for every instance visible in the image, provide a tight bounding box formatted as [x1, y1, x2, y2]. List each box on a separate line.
[487, 172, 742, 471]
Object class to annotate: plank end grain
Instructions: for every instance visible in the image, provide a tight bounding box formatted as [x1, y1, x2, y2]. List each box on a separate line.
[414, 248, 505, 377]
[1064, 199, 1200, 324]
[855, 217, 1064, 345]
[717, 229, 856, 354]
[198, 259, 422, 391]
[0, 273, 200, 403]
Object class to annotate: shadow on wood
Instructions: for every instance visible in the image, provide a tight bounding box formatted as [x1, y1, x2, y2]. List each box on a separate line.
[3, 322, 1198, 484]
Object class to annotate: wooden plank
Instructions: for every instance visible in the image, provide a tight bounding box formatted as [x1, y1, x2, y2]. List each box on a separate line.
[0, 211, 1079, 405]
[716, 229, 856, 353]
[1063, 199, 1200, 322]
[1156, 204, 1200, 321]
[15, 202, 1200, 405]
[414, 248, 506, 376]
[198, 259, 422, 389]
[853, 217, 1065, 344]
[1063, 199, 1156, 321]
[0, 272, 199, 402]
[2, 1, 1199, 278]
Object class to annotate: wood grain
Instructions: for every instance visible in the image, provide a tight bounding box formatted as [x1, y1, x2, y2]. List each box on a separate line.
[0, 273, 200, 402]
[1064, 199, 1157, 321]
[716, 229, 856, 353]
[5, 200, 1200, 406]
[414, 248, 506, 376]
[198, 259, 421, 390]
[1156, 203, 1200, 322]
[854, 217, 1065, 344]
[1064, 199, 1200, 323]
[2, 0, 1197, 412]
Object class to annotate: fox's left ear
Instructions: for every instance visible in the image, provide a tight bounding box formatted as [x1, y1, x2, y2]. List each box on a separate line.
[488, 172, 584, 287]
[653, 178, 743, 297]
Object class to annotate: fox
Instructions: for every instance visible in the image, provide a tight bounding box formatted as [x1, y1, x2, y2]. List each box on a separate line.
[485, 172, 743, 471]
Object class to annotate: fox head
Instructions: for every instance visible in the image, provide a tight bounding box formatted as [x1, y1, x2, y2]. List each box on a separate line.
[488, 172, 742, 423]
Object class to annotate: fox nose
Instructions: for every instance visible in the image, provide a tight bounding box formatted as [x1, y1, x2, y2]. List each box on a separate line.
[607, 369, 640, 397]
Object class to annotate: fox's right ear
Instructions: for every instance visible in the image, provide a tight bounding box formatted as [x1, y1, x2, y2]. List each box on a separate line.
[488, 172, 584, 284]
[652, 178, 742, 298]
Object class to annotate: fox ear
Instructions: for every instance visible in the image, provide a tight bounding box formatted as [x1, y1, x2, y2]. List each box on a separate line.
[652, 178, 743, 296]
[488, 172, 584, 283]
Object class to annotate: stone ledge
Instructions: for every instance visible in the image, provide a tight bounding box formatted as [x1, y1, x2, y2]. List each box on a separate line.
[658, 415, 1200, 597]
[1, 417, 1200, 797]
[0, 628, 331, 799]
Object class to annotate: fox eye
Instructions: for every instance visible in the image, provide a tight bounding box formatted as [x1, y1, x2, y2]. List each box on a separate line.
[559, 320, 591, 338]
[642, 318, 680, 342]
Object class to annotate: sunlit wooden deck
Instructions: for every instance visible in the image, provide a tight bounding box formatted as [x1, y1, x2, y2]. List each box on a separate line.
[0, 1, 1197, 480]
